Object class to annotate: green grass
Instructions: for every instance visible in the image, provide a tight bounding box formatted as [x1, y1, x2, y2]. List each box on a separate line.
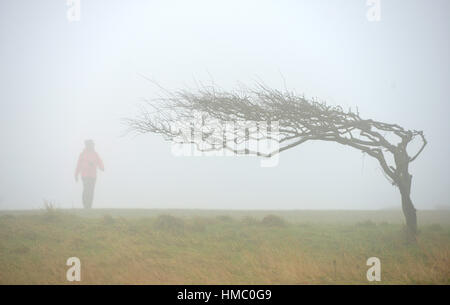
[0, 209, 449, 284]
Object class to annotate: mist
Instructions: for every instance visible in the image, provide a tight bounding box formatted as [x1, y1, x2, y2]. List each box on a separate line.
[1, 0, 449, 211]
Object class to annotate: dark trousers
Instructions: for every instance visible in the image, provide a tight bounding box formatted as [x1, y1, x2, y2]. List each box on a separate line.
[82, 177, 96, 209]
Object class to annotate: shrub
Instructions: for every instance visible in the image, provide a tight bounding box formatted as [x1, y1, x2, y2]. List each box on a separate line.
[241, 216, 259, 226]
[41, 200, 61, 222]
[261, 214, 286, 227]
[102, 214, 115, 225]
[187, 217, 214, 232]
[216, 215, 234, 222]
[154, 215, 185, 234]
[356, 220, 377, 227]
[428, 223, 442, 231]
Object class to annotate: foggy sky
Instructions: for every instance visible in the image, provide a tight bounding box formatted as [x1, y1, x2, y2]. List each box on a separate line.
[0, 0, 449, 210]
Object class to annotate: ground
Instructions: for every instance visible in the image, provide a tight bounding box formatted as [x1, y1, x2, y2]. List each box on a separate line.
[0, 209, 449, 284]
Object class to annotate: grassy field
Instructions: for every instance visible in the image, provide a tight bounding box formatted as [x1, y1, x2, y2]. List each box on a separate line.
[0, 208, 449, 284]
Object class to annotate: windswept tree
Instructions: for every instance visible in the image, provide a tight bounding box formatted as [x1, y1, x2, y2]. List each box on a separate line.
[126, 84, 427, 240]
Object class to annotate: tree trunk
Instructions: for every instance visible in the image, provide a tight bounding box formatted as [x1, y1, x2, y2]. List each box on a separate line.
[400, 187, 417, 242]
[394, 147, 417, 242]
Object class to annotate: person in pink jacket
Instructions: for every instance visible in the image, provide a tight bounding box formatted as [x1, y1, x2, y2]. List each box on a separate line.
[75, 139, 104, 209]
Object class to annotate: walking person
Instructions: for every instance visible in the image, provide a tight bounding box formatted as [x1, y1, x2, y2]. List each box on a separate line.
[75, 139, 104, 209]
